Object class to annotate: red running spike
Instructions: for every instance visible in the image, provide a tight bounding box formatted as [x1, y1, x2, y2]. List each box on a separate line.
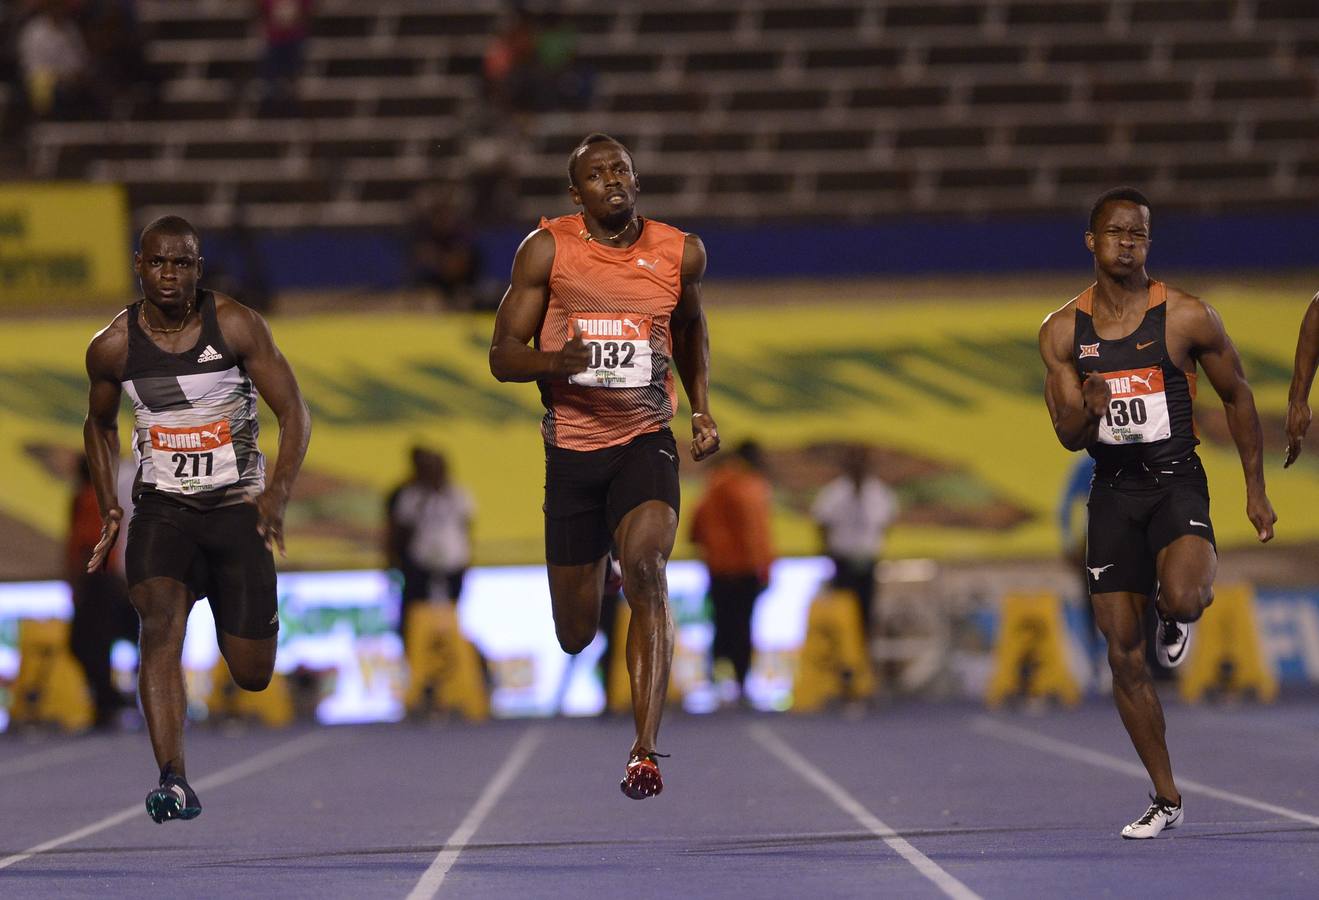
[620, 754, 664, 799]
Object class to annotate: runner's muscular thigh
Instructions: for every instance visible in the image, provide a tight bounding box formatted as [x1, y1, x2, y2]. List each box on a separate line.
[1155, 535, 1216, 617]
[614, 501, 677, 596]
[548, 558, 608, 651]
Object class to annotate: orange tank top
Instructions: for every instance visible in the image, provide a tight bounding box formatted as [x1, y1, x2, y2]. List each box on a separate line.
[537, 212, 685, 450]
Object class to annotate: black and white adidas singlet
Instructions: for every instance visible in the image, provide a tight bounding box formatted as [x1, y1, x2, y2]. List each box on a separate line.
[1072, 280, 1199, 471]
[123, 291, 264, 509]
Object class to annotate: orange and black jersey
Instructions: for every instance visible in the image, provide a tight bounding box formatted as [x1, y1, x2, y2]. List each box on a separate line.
[536, 213, 686, 451]
[1072, 280, 1199, 472]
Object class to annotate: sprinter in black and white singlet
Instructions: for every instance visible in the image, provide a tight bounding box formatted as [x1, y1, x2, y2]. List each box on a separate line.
[1040, 187, 1275, 840]
[84, 216, 311, 824]
[123, 287, 264, 507]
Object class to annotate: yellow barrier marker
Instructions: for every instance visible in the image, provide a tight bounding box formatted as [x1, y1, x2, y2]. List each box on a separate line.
[607, 599, 684, 714]
[792, 588, 877, 712]
[207, 658, 294, 727]
[986, 591, 1081, 708]
[404, 603, 489, 721]
[9, 619, 93, 731]
[1179, 583, 1277, 703]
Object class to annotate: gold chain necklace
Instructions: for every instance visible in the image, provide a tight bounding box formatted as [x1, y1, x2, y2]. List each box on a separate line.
[582, 217, 637, 243]
[140, 297, 194, 335]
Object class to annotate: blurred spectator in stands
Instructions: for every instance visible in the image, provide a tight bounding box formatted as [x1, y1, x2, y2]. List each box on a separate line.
[462, 109, 523, 227]
[531, 11, 593, 112]
[385, 447, 475, 647]
[16, 0, 99, 119]
[205, 204, 274, 312]
[690, 439, 775, 700]
[409, 181, 481, 308]
[482, 5, 536, 114]
[811, 445, 898, 644]
[82, 0, 158, 110]
[67, 454, 138, 729]
[255, 0, 312, 116]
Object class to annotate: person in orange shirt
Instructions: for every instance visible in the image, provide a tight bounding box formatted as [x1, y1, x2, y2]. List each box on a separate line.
[490, 133, 720, 799]
[67, 455, 138, 729]
[690, 440, 774, 701]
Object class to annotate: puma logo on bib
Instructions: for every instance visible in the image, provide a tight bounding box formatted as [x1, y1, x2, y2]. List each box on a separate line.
[1097, 367, 1172, 445]
[148, 419, 240, 494]
[569, 313, 653, 388]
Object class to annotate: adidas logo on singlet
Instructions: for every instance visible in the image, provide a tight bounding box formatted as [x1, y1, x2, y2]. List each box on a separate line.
[197, 345, 222, 363]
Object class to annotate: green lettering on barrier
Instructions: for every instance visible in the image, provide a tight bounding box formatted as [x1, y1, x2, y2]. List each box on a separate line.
[832, 347, 972, 409]
[302, 368, 453, 425]
[300, 361, 538, 426]
[1236, 350, 1291, 385]
[0, 368, 88, 425]
[0, 253, 90, 287]
[0, 336, 1294, 430]
[275, 601, 392, 642]
[0, 212, 24, 239]
[942, 336, 1045, 398]
[413, 362, 537, 422]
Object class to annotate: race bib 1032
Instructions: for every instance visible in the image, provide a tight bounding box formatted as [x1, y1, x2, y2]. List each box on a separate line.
[568, 313, 653, 388]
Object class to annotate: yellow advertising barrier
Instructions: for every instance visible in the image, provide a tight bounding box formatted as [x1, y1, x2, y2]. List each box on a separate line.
[0, 183, 131, 307]
[0, 288, 1316, 575]
[207, 657, 294, 727]
[1179, 583, 1278, 703]
[403, 603, 489, 720]
[9, 619, 94, 731]
[985, 591, 1081, 707]
[792, 588, 877, 711]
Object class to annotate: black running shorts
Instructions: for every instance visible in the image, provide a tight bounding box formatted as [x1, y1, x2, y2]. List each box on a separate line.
[126, 493, 279, 639]
[1085, 458, 1215, 597]
[543, 428, 681, 566]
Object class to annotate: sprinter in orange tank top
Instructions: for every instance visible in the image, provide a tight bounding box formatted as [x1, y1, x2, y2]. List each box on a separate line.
[490, 133, 720, 799]
[1039, 187, 1276, 839]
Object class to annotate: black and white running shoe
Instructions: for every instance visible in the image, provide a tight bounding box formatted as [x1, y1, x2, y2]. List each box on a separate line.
[1155, 617, 1192, 668]
[1121, 794, 1182, 839]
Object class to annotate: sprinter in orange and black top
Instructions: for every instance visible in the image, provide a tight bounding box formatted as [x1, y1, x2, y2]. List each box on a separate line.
[1039, 187, 1275, 840]
[490, 133, 720, 799]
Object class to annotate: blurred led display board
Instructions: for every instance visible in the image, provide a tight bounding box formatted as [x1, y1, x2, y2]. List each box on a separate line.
[0, 558, 834, 730]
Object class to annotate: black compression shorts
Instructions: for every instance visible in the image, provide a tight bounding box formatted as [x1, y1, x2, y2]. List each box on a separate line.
[126, 493, 279, 639]
[1085, 456, 1215, 597]
[543, 428, 681, 566]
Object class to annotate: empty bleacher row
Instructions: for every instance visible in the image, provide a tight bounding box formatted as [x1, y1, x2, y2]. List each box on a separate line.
[19, 0, 1319, 230]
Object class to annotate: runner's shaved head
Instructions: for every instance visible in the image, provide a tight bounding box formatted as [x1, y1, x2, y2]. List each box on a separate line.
[568, 133, 635, 189]
[140, 215, 200, 251]
[1089, 187, 1151, 233]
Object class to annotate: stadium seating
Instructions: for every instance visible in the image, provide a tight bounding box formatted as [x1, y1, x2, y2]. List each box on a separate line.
[12, 0, 1319, 231]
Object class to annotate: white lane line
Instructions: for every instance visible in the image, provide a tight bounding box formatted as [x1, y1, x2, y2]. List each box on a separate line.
[749, 724, 981, 900]
[0, 731, 330, 871]
[406, 726, 543, 900]
[973, 717, 1319, 827]
[0, 741, 115, 779]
